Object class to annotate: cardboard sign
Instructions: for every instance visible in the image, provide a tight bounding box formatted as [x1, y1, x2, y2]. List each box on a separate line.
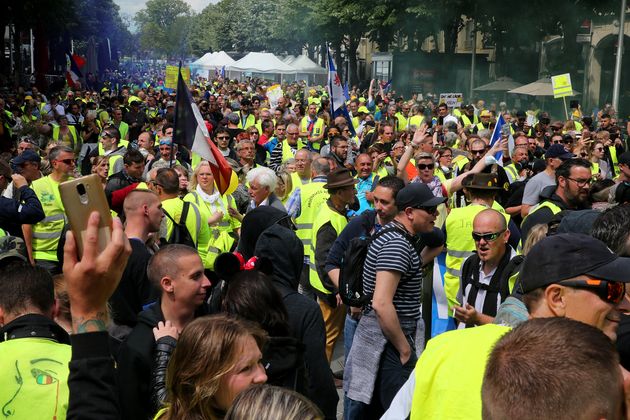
[439, 93, 463, 109]
[551, 73, 573, 99]
[266, 84, 283, 109]
[165, 65, 190, 89]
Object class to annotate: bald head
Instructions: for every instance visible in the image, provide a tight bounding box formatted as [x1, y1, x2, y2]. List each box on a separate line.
[147, 245, 200, 291]
[123, 189, 159, 214]
[474, 208, 507, 232]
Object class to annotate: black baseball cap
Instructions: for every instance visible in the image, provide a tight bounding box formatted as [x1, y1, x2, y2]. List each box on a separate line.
[395, 183, 447, 211]
[545, 144, 574, 160]
[618, 152, 630, 167]
[520, 233, 630, 293]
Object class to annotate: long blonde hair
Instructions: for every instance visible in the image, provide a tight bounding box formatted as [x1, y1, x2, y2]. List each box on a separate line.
[161, 314, 267, 420]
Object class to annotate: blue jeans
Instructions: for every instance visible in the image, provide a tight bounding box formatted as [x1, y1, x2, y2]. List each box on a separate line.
[343, 314, 361, 419]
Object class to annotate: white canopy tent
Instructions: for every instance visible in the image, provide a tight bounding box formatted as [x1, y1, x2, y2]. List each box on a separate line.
[288, 55, 327, 84]
[190, 51, 236, 76]
[228, 52, 298, 82]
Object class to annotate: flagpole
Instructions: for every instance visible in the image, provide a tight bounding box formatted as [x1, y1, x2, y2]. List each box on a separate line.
[171, 61, 182, 168]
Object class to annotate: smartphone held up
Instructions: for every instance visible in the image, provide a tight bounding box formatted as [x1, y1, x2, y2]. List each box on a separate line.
[59, 174, 112, 259]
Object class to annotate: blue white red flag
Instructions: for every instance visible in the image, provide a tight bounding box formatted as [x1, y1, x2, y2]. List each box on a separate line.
[65, 52, 84, 88]
[327, 46, 346, 113]
[489, 113, 510, 165]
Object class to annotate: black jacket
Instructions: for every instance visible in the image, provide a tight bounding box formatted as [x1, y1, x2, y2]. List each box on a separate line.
[0, 186, 45, 236]
[520, 185, 578, 242]
[0, 313, 70, 344]
[117, 302, 165, 420]
[105, 170, 143, 204]
[254, 223, 339, 419]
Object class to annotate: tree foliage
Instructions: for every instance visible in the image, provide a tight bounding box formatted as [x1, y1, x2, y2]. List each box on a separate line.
[135, 0, 193, 58]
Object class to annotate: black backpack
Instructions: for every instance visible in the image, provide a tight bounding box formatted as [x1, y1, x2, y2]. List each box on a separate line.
[339, 225, 419, 307]
[162, 201, 196, 248]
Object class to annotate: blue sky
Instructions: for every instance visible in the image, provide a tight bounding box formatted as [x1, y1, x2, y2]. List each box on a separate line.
[114, 0, 213, 20]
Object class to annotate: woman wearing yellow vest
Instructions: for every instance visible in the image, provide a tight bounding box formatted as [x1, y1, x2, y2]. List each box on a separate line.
[52, 115, 81, 154]
[183, 161, 242, 270]
[589, 140, 611, 180]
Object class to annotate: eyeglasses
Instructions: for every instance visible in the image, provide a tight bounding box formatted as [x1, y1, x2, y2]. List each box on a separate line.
[566, 177, 592, 187]
[412, 205, 438, 215]
[249, 131, 259, 135]
[472, 229, 506, 242]
[559, 278, 625, 304]
[216, 136, 230, 140]
[287, 132, 299, 136]
[594, 147, 604, 151]
[471, 149, 486, 156]
[417, 164, 434, 170]
[55, 158, 76, 166]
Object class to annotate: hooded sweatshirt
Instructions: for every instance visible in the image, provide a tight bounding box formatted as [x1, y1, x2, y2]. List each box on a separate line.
[253, 223, 339, 419]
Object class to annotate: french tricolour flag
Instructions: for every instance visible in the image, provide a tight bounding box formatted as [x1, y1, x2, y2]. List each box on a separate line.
[65, 52, 84, 88]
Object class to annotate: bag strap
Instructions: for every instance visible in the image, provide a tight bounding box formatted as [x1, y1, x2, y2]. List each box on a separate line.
[180, 201, 190, 225]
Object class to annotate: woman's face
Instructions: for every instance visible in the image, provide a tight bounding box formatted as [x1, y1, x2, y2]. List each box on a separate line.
[439, 150, 453, 168]
[94, 160, 109, 179]
[214, 336, 267, 411]
[275, 176, 286, 197]
[197, 165, 215, 192]
[593, 143, 605, 159]
[176, 169, 189, 190]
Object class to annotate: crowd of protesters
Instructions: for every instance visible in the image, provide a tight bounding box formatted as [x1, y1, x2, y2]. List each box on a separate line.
[1, 71, 630, 420]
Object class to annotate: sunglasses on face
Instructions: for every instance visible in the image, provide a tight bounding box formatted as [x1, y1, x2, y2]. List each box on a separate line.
[412, 205, 438, 215]
[559, 278, 625, 305]
[56, 158, 76, 166]
[472, 229, 505, 242]
[471, 149, 485, 156]
[216, 136, 230, 140]
[417, 164, 434, 170]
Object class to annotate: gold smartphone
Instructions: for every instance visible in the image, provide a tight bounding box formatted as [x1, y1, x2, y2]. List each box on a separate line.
[59, 174, 112, 258]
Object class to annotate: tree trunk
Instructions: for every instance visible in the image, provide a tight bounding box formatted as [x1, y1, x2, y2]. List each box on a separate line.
[13, 24, 22, 88]
[0, 24, 7, 85]
[347, 35, 359, 86]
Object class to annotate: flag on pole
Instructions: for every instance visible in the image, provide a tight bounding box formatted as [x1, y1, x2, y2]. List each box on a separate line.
[174, 65, 236, 195]
[489, 113, 509, 165]
[327, 46, 346, 113]
[65, 52, 84, 88]
[380, 79, 393, 92]
[343, 81, 350, 101]
[220, 66, 226, 79]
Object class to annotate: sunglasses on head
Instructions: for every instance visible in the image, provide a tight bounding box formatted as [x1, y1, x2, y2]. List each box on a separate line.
[417, 163, 434, 170]
[559, 278, 625, 304]
[472, 229, 505, 242]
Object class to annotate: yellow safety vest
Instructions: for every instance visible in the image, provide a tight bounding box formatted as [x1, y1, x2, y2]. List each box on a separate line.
[309, 203, 347, 294]
[162, 197, 209, 264]
[504, 163, 519, 183]
[107, 154, 124, 177]
[521, 200, 562, 227]
[609, 146, 619, 178]
[52, 125, 78, 150]
[444, 203, 509, 311]
[31, 176, 68, 261]
[395, 112, 409, 132]
[237, 112, 256, 130]
[461, 114, 478, 127]
[410, 324, 511, 420]
[0, 338, 71, 420]
[300, 116, 325, 150]
[281, 139, 305, 163]
[295, 182, 328, 252]
[98, 139, 130, 156]
[591, 161, 600, 177]
[183, 192, 240, 269]
[409, 115, 425, 129]
[114, 121, 129, 140]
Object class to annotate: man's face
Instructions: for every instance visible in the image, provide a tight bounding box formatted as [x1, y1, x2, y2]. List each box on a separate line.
[355, 155, 372, 179]
[601, 117, 611, 128]
[277, 97, 286, 109]
[438, 106, 448, 117]
[481, 115, 491, 124]
[561, 166, 592, 207]
[294, 150, 311, 177]
[164, 127, 174, 138]
[216, 133, 230, 149]
[53, 151, 76, 176]
[416, 158, 435, 183]
[19, 161, 40, 181]
[138, 133, 152, 150]
[159, 145, 173, 160]
[335, 185, 356, 207]
[238, 142, 255, 161]
[408, 205, 438, 234]
[308, 104, 317, 116]
[249, 179, 270, 205]
[528, 138, 537, 152]
[113, 109, 123, 121]
[391, 142, 405, 158]
[420, 138, 433, 154]
[470, 143, 487, 160]
[125, 161, 145, 179]
[372, 185, 397, 224]
[513, 148, 528, 164]
[145, 196, 164, 232]
[17, 142, 34, 155]
[71, 105, 80, 115]
[349, 102, 358, 114]
[401, 104, 410, 116]
[275, 125, 286, 141]
[473, 214, 508, 263]
[382, 126, 394, 143]
[169, 254, 210, 308]
[561, 277, 628, 341]
[285, 127, 300, 145]
[332, 141, 349, 160]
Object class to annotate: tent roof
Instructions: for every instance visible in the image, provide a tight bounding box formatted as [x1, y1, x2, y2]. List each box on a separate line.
[283, 55, 297, 64]
[508, 78, 580, 96]
[289, 55, 327, 74]
[191, 51, 235, 68]
[230, 52, 297, 74]
[474, 77, 522, 92]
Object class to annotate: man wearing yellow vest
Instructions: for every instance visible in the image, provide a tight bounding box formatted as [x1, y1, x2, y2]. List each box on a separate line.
[300, 103, 326, 152]
[520, 158, 592, 243]
[237, 98, 256, 130]
[285, 149, 314, 218]
[268, 123, 303, 173]
[155, 168, 209, 264]
[111, 108, 130, 141]
[0, 262, 72, 420]
[395, 102, 412, 133]
[26, 145, 75, 274]
[310, 168, 357, 362]
[344, 182, 446, 418]
[382, 233, 630, 420]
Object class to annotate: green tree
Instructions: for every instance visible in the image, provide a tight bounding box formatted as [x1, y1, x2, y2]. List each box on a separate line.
[135, 0, 193, 58]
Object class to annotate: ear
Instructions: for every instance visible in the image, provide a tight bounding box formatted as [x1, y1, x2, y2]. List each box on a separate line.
[161, 276, 174, 294]
[50, 298, 60, 321]
[503, 228, 511, 244]
[543, 284, 568, 317]
[0, 306, 5, 326]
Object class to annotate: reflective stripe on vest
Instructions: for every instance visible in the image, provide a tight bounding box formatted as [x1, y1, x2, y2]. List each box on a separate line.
[609, 146, 619, 177]
[309, 203, 347, 294]
[31, 176, 67, 261]
[281, 139, 304, 163]
[295, 182, 328, 251]
[504, 163, 519, 183]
